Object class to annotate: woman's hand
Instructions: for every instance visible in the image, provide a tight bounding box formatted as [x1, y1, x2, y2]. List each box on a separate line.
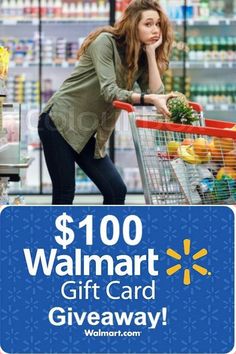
[144, 34, 163, 54]
[149, 92, 177, 117]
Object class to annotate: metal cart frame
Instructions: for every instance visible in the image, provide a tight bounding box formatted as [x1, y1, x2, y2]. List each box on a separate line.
[113, 100, 236, 205]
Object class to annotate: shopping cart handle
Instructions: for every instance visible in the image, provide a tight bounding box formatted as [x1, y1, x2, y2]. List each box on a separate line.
[113, 101, 135, 112]
[189, 101, 203, 113]
[113, 100, 203, 114]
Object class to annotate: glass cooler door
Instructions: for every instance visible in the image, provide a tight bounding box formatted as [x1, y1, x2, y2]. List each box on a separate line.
[0, 103, 33, 197]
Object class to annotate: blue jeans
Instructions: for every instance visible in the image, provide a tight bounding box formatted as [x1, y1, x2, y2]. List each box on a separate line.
[38, 112, 127, 205]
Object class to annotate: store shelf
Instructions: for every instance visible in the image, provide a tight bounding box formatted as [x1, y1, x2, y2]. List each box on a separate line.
[42, 18, 108, 24]
[187, 62, 236, 69]
[20, 103, 39, 111]
[2, 2, 236, 196]
[173, 17, 236, 26]
[0, 19, 39, 25]
[0, 18, 108, 25]
[4, 102, 39, 111]
[115, 147, 134, 152]
[3, 17, 234, 27]
[171, 61, 236, 69]
[9, 61, 76, 68]
[205, 104, 236, 112]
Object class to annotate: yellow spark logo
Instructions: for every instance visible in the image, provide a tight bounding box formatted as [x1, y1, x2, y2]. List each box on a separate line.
[166, 239, 211, 286]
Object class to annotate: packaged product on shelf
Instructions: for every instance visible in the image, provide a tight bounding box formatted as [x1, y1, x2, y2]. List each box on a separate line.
[190, 83, 236, 105]
[0, 46, 10, 82]
[61, 1, 69, 17]
[98, 0, 106, 18]
[90, 0, 98, 17]
[42, 38, 54, 63]
[55, 37, 67, 62]
[23, 0, 31, 17]
[199, 0, 209, 18]
[68, 2, 77, 18]
[0, 0, 111, 20]
[66, 42, 78, 62]
[77, 1, 83, 17]
[0, 46, 9, 147]
[42, 79, 54, 103]
[53, 0, 62, 17]
[47, 0, 54, 17]
[84, 1, 92, 17]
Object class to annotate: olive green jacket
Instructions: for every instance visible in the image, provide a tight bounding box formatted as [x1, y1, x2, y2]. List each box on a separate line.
[42, 32, 164, 158]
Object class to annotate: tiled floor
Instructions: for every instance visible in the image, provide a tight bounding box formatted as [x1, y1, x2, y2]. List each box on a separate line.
[20, 194, 146, 205]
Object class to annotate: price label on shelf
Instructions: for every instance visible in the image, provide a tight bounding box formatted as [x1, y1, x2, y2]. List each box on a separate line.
[187, 19, 194, 26]
[206, 104, 214, 111]
[229, 104, 236, 111]
[31, 19, 38, 25]
[61, 61, 69, 68]
[208, 18, 220, 25]
[221, 104, 228, 111]
[3, 19, 17, 25]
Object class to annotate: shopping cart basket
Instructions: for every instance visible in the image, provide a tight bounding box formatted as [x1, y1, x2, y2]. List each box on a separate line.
[113, 100, 236, 205]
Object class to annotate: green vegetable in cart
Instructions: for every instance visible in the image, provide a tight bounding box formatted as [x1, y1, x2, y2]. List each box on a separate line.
[167, 92, 199, 125]
[212, 180, 230, 200]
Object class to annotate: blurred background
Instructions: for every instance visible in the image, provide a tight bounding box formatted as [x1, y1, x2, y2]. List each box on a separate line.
[0, 0, 236, 200]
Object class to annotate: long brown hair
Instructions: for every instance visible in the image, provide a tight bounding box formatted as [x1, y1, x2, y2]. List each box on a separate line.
[77, 0, 173, 89]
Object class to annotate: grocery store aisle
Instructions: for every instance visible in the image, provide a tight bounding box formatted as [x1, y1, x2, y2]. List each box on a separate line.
[20, 194, 146, 205]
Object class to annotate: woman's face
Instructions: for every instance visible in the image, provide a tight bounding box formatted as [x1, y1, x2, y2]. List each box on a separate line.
[138, 10, 161, 45]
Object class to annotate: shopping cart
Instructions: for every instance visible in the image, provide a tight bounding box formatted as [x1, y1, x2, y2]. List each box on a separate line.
[113, 100, 236, 205]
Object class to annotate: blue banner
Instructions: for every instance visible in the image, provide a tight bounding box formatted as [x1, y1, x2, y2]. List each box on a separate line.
[0, 206, 234, 353]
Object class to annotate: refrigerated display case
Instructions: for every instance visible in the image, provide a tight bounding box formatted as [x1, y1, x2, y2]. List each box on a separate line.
[0, 13, 41, 193]
[1, 0, 235, 195]
[186, 16, 236, 120]
[0, 0, 110, 194]
[114, 0, 236, 193]
[162, 0, 236, 120]
[0, 103, 33, 203]
[183, 0, 236, 121]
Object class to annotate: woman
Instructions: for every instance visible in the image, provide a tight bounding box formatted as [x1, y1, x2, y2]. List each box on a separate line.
[38, 0, 174, 205]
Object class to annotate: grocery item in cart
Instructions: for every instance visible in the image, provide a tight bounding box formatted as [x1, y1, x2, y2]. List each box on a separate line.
[171, 134, 236, 204]
[113, 100, 236, 205]
[167, 91, 199, 124]
[170, 158, 202, 204]
[177, 143, 211, 164]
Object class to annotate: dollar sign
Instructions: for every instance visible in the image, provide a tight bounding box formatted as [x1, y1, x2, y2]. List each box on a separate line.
[55, 212, 75, 249]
